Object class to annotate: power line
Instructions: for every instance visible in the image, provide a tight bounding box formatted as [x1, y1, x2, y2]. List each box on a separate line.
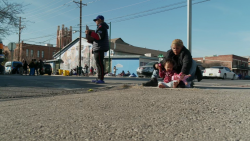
[31, 6, 75, 21]
[22, 36, 58, 47]
[22, 0, 157, 35]
[26, 0, 73, 18]
[22, 0, 211, 49]
[25, 0, 64, 14]
[22, 34, 55, 41]
[76, 0, 208, 27]
[87, 0, 101, 4]
[107, 0, 211, 23]
[105, 1, 187, 21]
[23, 0, 209, 36]
[22, 17, 78, 35]
[81, 0, 155, 18]
[34, 7, 78, 23]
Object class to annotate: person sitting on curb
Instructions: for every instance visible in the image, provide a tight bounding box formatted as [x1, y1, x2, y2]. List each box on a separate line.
[119, 71, 125, 76]
[142, 39, 202, 87]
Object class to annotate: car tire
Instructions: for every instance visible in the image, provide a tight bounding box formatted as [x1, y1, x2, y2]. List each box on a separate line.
[48, 73, 51, 75]
[232, 75, 235, 80]
[222, 74, 226, 80]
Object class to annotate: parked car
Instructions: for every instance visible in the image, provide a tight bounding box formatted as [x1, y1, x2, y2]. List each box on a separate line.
[40, 64, 52, 75]
[202, 66, 236, 80]
[4, 61, 22, 74]
[137, 61, 158, 77]
[243, 75, 250, 80]
[0, 64, 4, 75]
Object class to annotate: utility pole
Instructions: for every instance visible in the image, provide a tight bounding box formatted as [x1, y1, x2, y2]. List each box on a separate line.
[108, 22, 111, 73]
[187, 0, 192, 54]
[74, 0, 87, 76]
[59, 33, 61, 69]
[18, 17, 25, 61]
[89, 45, 90, 69]
[18, 17, 21, 61]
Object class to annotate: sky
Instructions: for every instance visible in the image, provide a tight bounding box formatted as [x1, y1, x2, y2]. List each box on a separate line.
[1, 0, 250, 58]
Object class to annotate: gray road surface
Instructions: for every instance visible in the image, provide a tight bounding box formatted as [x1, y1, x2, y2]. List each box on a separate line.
[1, 75, 250, 99]
[1, 86, 250, 140]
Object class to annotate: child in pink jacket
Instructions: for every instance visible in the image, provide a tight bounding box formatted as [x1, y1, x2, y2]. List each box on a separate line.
[158, 59, 187, 88]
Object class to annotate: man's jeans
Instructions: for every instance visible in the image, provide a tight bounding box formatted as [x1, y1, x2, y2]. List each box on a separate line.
[151, 60, 197, 82]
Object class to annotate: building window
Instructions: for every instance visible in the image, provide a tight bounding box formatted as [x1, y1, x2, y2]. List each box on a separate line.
[37, 50, 40, 57]
[26, 49, 29, 57]
[42, 51, 44, 58]
[53, 51, 55, 55]
[31, 50, 33, 57]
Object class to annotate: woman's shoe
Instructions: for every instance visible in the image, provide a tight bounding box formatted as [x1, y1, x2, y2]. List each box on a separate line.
[142, 78, 158, 87]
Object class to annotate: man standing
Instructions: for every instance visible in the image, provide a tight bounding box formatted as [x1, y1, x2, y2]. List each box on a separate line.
[84, 64, 89, 76]
[113, 66, 117, 76]
[39, 59, 44, 75]
[85, 15, 109, 84]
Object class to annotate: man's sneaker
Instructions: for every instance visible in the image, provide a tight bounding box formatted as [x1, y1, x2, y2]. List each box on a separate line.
[96, 80, 105, 84]
[142, 78, 158, 87]
[91, 78, 98, 83]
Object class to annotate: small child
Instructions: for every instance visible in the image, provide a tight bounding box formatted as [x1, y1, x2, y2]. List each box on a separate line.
[158, 59, 185, 88]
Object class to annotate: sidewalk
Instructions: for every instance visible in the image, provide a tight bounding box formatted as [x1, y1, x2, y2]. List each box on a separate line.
[1, 86, 250, 141]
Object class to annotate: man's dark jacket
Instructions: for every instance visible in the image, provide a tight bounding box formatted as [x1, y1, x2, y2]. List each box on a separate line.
[89, 22, 109, 52]
[165, 46, 192, 75]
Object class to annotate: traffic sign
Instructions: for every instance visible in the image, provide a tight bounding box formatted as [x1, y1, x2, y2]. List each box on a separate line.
[158, 54, 164, 58]
[8, 42, 16, 51]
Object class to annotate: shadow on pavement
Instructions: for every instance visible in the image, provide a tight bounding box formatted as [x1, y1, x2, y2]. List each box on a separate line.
[196, 86, 250, 90]
[0, 75, 147, 90]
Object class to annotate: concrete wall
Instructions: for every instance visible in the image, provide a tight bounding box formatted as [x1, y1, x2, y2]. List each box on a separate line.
[55, 38, 95, 71]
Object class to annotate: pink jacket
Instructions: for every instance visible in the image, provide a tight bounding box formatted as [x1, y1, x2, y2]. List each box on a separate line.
[159, 70, 176, 83]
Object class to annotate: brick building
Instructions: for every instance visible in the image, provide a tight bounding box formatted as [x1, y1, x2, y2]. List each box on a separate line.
[14, 41, 60, 62]
[193, 55, 249, 76]
[11, 24, 73, 63]
[56, 24, 72, 48]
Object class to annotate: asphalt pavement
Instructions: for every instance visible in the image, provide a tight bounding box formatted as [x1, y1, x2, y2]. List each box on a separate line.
[1, 74, 250, 99]
[1, 75, 250, 140]
[1, 74, 250, 89]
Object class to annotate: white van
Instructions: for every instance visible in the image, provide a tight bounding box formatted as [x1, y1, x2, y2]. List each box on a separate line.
[4, 61, 22, 74]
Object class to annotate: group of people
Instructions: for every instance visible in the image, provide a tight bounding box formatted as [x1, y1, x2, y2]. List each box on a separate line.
[22, 59, 44, 76]
[84, 14, 202, 85]
[118, 70, 131, 76]
[143, 39, 202, 88]
[70, 64, 95, 76]
[112, 66, 131, 76]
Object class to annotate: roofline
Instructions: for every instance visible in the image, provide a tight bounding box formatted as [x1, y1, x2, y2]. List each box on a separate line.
[104, 55, 159, 59]
[53, 37, 80, 58]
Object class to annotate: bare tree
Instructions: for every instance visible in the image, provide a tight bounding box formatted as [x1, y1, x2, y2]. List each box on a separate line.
[0, 0, 24, 37]
[202, 61, 222, 68]
[3, 49, 9, 60]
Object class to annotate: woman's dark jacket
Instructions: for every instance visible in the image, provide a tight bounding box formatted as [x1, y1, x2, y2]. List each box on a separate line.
[165, 46, 192, 75]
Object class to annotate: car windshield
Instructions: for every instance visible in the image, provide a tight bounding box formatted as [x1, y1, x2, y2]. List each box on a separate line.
[211, 67, 224, 69]
[5, 62, 11, 67]
[145, 62, 157, 66]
